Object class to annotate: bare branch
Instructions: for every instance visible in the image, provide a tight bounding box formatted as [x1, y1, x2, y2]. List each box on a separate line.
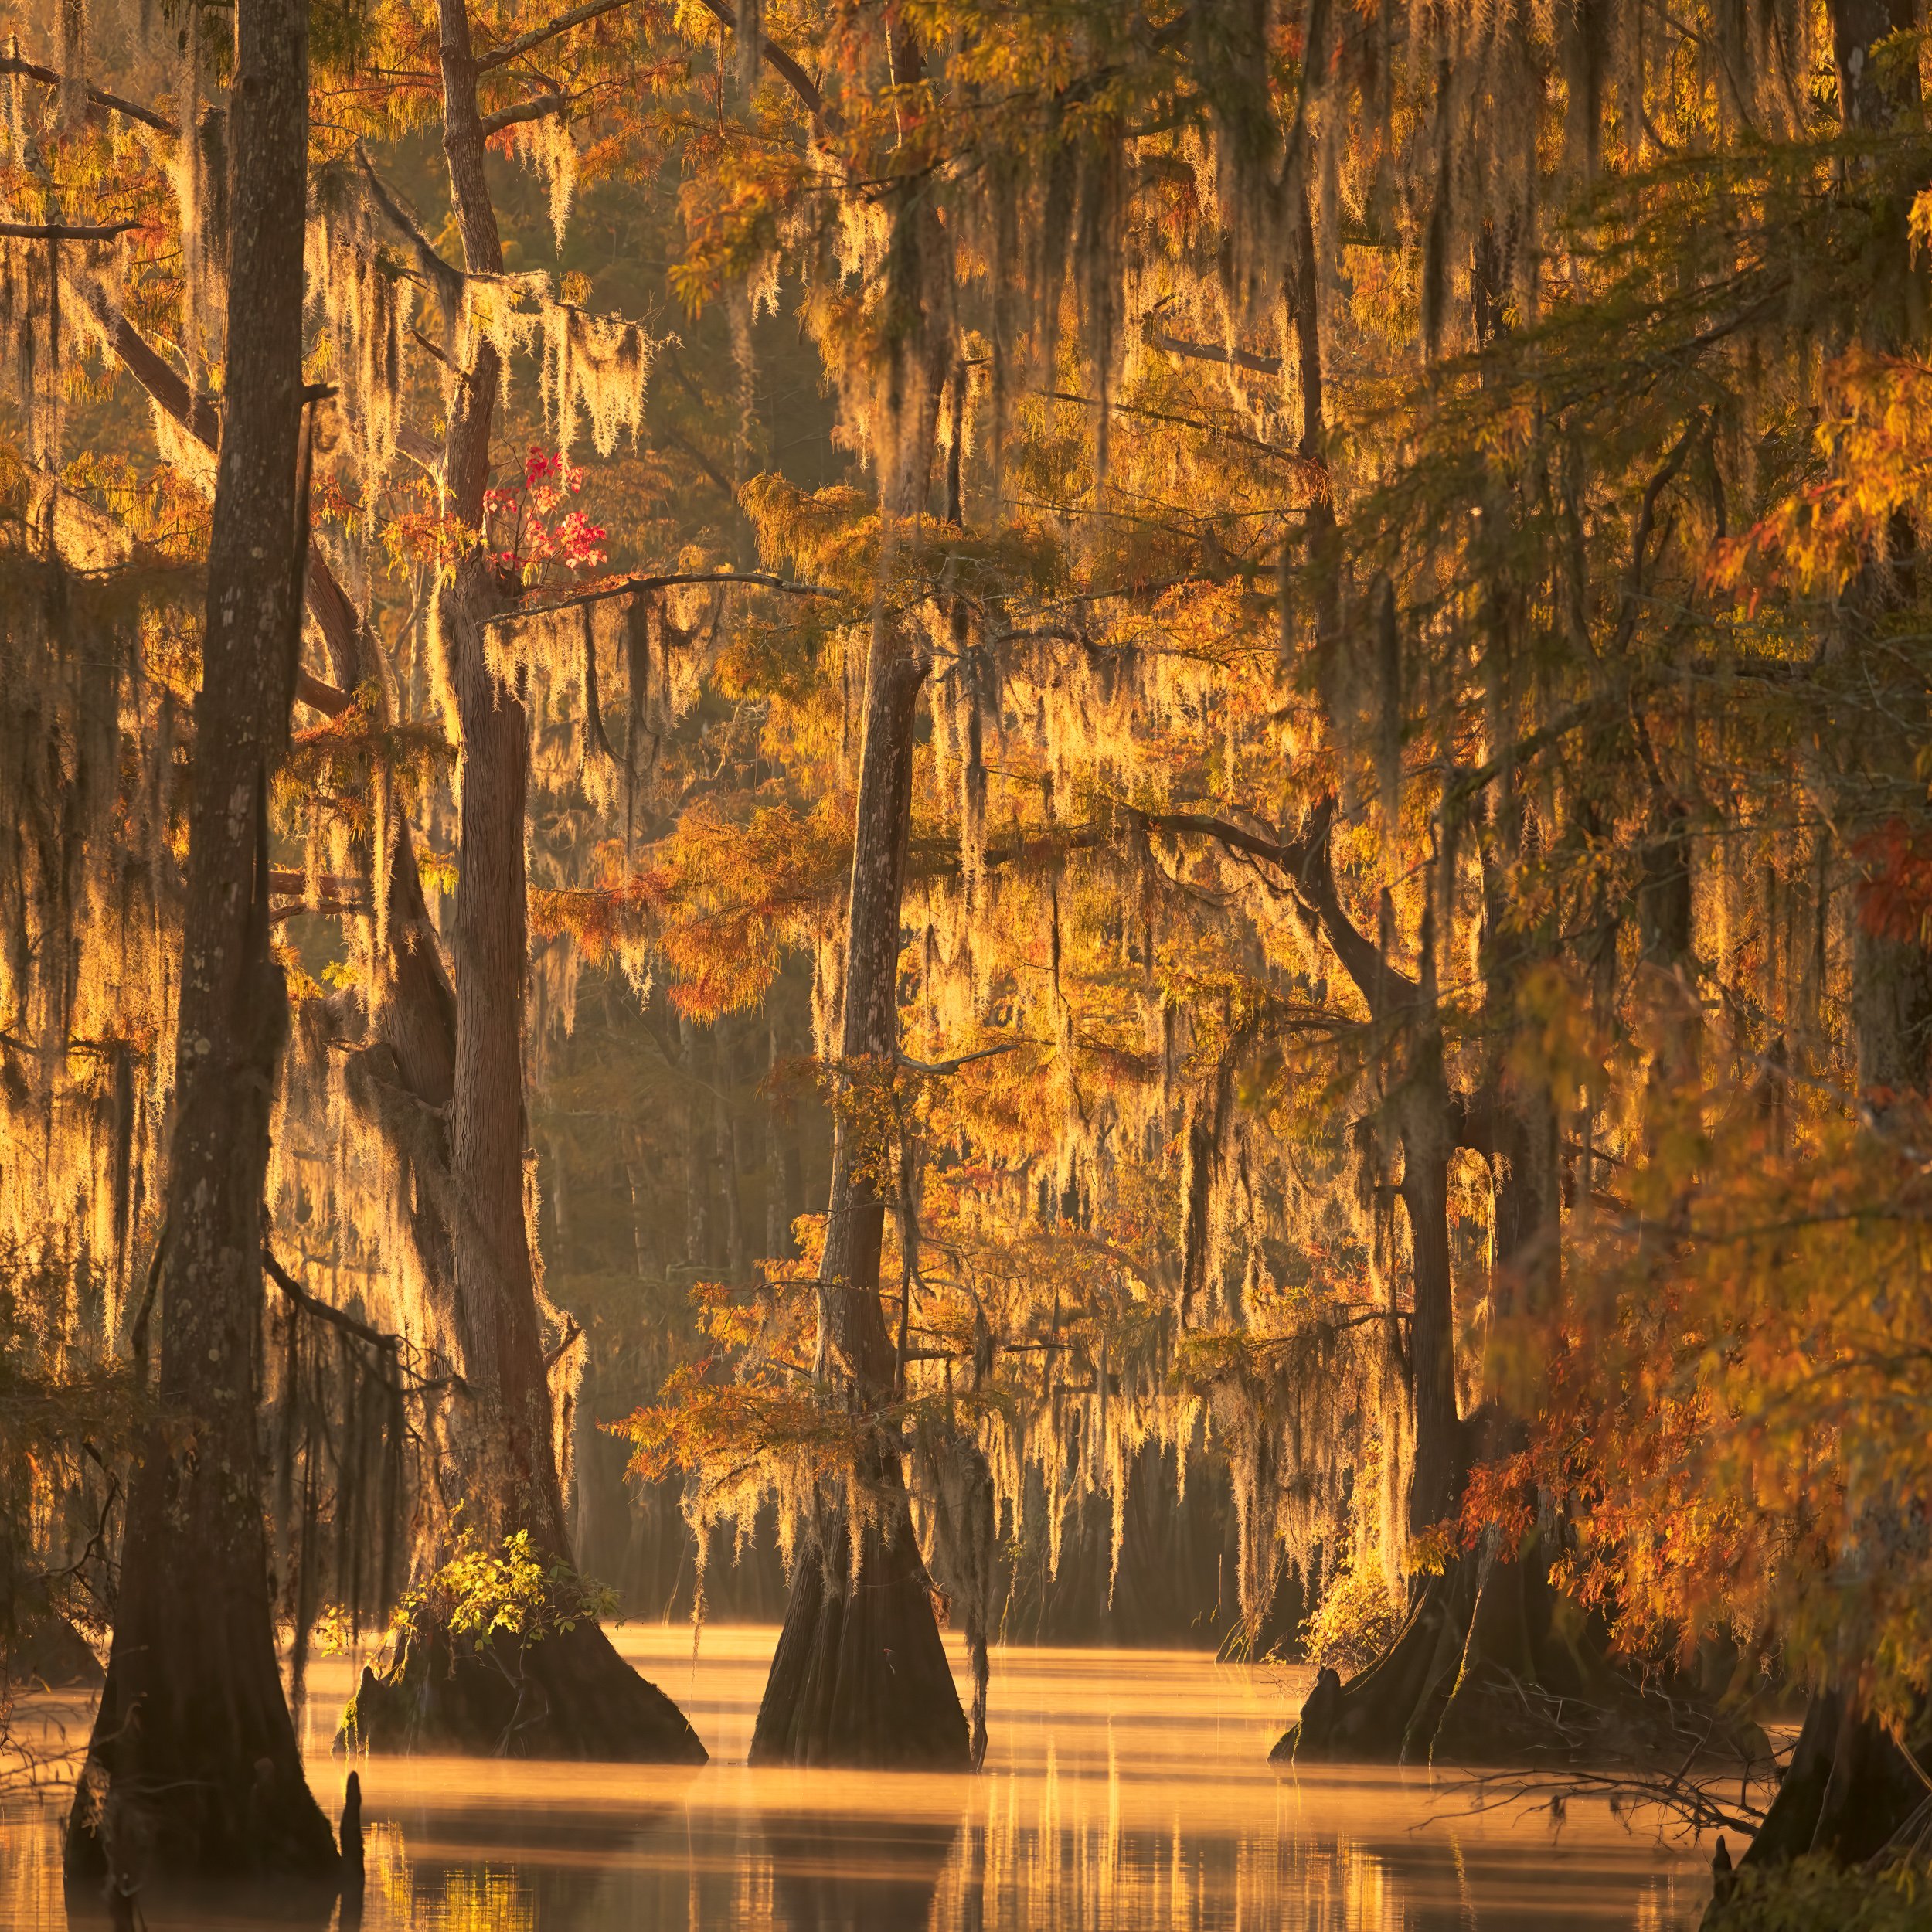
[295, 668, 352, 716]
[693, 0, 829, 123]
[896, 1042, 1023, 1077]
[1144, 327, 1284, 377]
[1038, 386, 1318, 472]
[263, 1247, 471, 1396]
[477, 0, 635, 72]
[353, 142, 464, 305]
[263, 1247, 398, 1351]
[98, 304, 366, 706]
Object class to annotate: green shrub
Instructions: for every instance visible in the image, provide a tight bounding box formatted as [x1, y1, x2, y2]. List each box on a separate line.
[401, 1529, 617, 1651]
[1711, 1856, 1931, 1930]
[1299, 1546, 1401, 1678]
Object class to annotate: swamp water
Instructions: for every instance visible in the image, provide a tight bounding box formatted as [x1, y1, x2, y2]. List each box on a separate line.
[2, 1626, 1713, 1929]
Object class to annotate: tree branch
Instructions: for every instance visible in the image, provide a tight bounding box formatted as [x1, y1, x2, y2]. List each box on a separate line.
[483, 569, 838, 631]
[263, 1247, 398, 1351]
[896, 1041, 1022, 1076]
[353, 142, 464, 305]
[480, 90, 572, 136]
[0, 54, 179, 135]
[0, 219, 140, 241]
[97, 306, 366, 699]
[264, 1247, 471, 1395]
[1145, 799, 1416, 1014]
[477, 0, 635, 71]
[693, 0, 830, 123]
[295, 668, 352, 716]
[1144, 328, 1284, 377]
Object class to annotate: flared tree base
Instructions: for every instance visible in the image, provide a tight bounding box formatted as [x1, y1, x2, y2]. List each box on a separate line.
[337, 1609, 706, 1764]
[66, 1492, 340, 1897]
[4, 1612, 104, 1689]
[63, 1871, 342, 1931]
[1699, 1691, 1932, 1925]
[1274, 1535, 1767, 1770]
[750, 1509, 971, 1770]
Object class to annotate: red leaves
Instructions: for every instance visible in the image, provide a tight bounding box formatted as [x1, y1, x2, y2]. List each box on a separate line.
[1458, 1451, 1538, 1553]
[462, 447, 610, 591]
[1854, 818, 1932, 944]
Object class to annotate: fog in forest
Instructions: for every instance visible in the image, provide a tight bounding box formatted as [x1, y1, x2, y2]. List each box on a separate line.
[5, 0, 1932, 1926]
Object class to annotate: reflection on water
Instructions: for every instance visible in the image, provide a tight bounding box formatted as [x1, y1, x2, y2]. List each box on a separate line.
[2, 1628, 1709, 1930]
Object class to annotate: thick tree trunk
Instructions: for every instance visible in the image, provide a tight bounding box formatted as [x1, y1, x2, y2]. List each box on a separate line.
[1728, 695, 1932, 1900]
[750, 613, 970, 1770]
[750, 19, 968, 1767]
[66, 0, 339, 1900]
[751, 1460, 970, 1769]
[1730, 1691, 1928, 1877]
[338, 0, 701, 1765]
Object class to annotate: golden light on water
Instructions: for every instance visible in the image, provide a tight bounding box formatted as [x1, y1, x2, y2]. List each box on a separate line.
[4, 1628, 1708, 1929]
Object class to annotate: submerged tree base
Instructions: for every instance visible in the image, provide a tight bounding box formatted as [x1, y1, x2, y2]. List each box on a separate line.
[4, 1612, 104, 1690]
[337, 1609, 706, 1764]
[63, 1870, 342, 1931]
[750, 1505, 971, 1770]
[1699, 1690, 1932, 1927]
[1275, 1536, 1766, 1770]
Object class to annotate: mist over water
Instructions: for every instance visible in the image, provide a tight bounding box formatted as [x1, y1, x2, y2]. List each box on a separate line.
[4, 1628, 1709, 1930]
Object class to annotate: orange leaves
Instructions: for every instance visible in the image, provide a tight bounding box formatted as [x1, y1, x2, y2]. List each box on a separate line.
[1708, 350, 1932, 605]
[528, 869, 667, 961]
[1505, 1087, 1932, 1710]
[655, 801, 849, 1019]
[619, 1356, 832, 1483]
[1456, 1451, 1537, 1553]
[529, 802, 849, 1016]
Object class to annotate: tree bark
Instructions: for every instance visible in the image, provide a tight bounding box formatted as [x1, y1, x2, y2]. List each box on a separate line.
[1397, 1032, 1462, 1536]
[750, 607, 970, 1770]
[337, 0, 702, 1764]
[748, 15, 968, 1770]
[66, 0, 338, 1896]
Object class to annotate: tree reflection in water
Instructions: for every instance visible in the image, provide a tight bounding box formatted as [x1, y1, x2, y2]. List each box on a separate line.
[2, 1634, 1707, 1929]
[764, 1808, 962, 1931]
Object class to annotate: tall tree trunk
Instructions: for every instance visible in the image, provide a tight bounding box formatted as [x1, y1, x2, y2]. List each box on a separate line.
[719, 1022, 749, 1281]
[749, 15, 968, 1769]
[1719, 17, 1932, 1869]
[338, 0, 702, 1764]
[767, 1007, 808, 1259]
[682, 1012, 713, 1271]
[66, 0, 338, 1896]
[750, 607, 969, 1768]
[1398, 1029, 1462, 1537]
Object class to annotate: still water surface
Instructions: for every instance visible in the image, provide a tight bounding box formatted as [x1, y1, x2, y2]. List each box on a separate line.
[2, 1626, 1712, 1929]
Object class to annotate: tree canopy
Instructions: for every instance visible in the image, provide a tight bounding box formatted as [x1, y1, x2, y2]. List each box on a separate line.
[9, 0, 1932, 1909]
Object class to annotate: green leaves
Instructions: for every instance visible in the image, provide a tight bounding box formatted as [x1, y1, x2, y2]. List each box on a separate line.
[401, 1529, 618, 1651]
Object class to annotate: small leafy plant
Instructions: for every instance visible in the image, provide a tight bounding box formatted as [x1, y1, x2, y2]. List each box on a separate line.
[402, 1529, 616, 1652]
